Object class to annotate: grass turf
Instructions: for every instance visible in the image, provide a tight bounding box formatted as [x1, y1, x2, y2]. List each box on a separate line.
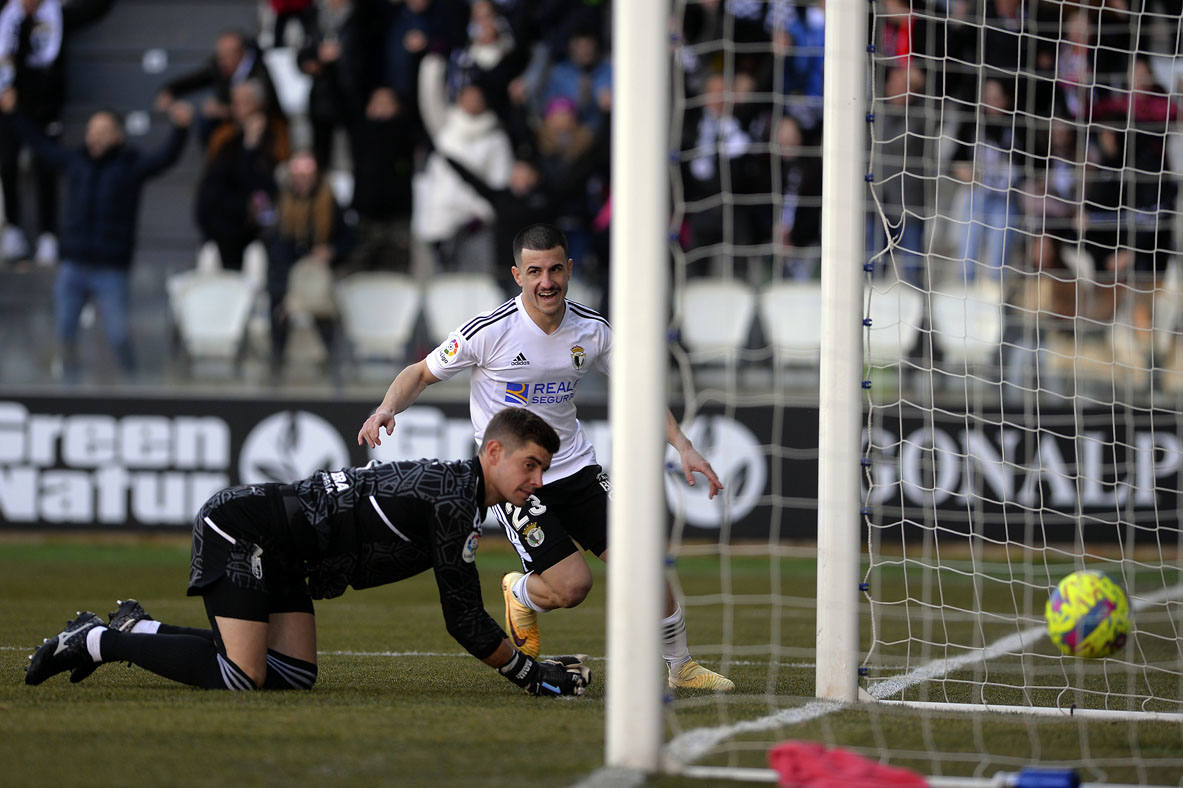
[2, 535, 1181, 786]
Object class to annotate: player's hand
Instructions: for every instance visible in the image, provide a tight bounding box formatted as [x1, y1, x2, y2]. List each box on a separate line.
[0, 87, 16, 114]
[679, 446, 724, 500]
[528, 655, 591, 697]
[357, 408, 395, 448]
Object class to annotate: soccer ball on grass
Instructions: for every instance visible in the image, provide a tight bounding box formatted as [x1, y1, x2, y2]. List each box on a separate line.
[1045, 570, 1129, 658]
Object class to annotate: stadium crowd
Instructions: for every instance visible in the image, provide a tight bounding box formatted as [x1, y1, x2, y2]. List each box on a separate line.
[1, 0, 1181, 380]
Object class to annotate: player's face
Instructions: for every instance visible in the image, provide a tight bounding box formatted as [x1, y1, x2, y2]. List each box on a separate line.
[513, 246, 571, 323]
[489, 440, 552, 507]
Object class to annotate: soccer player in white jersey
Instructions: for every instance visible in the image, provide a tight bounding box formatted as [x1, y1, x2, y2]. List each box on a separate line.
[358, 223, 733, 691]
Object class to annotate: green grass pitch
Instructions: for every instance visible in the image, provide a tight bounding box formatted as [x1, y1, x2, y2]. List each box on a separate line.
[2, 535, 1181, 786]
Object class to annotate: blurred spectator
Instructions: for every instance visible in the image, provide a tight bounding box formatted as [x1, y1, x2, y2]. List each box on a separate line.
[1021, 118, 1086, 318]
[342, 84, 414, 275]
[878, 0, 913, 63]
[379, 0, 465, 137]
[0, 0, 63, 265]
[540, 25, 611, 133]
[1054, 7, 1094, 121]
[156, 29, 283, 147]
[1093, 56, 1179, 128]
[768, 0, 824, 128]
[1080, 126, 1177, 282]
[445, 0, 527, 126]
[195, 79, 287, 270]
[681, 71, 766, 275]
[951, 77, 1026, 281]
[437, 155, 554, 275]
[0, 89, 193, 379]
[264, 150, 351, 370]
[774, 114, 822, 281]
[412, 51, 511, 274]
[534, 94, 603, 264]
[869, 64, 930, 286]
[297, 0, 383, 168]
[268, 0, 316, 48]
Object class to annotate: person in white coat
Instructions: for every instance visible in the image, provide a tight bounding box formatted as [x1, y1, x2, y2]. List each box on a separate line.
[412, 51, 513, 276]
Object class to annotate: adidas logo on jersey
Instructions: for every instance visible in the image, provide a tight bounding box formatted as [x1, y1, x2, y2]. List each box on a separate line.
[511, 352, 530, 367]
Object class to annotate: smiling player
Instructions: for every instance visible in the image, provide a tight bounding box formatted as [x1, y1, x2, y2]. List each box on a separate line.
[358, 223, 733, 691]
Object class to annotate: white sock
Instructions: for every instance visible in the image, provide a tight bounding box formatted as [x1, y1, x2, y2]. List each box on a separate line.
[661, 604, 691, 671]
[85, 625, 108, 663]
[511, 572, 547, 613]
[131, 619, 160, 635]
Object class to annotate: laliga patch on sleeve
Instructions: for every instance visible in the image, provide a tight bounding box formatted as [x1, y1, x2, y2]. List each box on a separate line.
[462, 531, 480, 563]
[438, 335, 462, 366]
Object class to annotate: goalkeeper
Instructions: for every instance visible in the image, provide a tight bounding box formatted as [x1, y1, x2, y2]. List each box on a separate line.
[24, 407, 590, 697]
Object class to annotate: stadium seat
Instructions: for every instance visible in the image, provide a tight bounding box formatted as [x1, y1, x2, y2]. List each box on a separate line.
[336, 272, 421, 363]
[679, 277, 756, 362]
[865, 283, 923, 365]
[172, 271, 256, 364]
[422, 272, 507, 343]
[757, 281, 824, 367]
[929, 279, 1003, 368]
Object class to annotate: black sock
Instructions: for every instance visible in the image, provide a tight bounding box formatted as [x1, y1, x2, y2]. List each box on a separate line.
[156, 623, 216, 642]
[262, 649, 318, 690]
[99, 630, 255, 690]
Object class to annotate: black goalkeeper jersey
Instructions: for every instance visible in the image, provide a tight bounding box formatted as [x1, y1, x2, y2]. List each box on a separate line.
[283, 456, 504, 659]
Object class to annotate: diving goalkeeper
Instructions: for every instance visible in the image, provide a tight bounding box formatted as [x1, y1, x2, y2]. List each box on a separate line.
[25, 407, 590, 697]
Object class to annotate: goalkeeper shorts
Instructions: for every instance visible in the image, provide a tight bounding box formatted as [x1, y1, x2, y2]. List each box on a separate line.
[495, 464, 610, 573]
[187, 483, 313, 620]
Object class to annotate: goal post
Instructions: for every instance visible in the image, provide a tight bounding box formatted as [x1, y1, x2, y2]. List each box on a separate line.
[605, 0, 668, 773]
[600, 0, 1183, 784]
[814, 0, 868, 705]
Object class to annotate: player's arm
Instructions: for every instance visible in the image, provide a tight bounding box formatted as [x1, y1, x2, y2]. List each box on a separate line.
[666, 409, 724, 499]
[357, 359, 440, 447]
[427, 506, 588, 697]
[483, 639, 590, 697]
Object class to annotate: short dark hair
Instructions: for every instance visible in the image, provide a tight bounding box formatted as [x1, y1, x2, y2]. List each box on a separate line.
[481, 407, 560, 456]
[512, 224, 569, 267]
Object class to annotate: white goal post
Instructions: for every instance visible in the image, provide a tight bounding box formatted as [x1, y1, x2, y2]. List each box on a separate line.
[603, 0, 1183, 783]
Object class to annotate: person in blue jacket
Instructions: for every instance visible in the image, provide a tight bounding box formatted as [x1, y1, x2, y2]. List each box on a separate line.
[0, 88, 193, 379]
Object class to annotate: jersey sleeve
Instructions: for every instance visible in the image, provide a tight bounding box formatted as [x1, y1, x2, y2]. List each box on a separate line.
[424, 329, 480, 382]
[429, 500, 506, 660]
[593, 323, 612, 375]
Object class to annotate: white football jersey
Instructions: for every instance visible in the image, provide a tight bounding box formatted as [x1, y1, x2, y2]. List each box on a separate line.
[425, 295, 612, 482]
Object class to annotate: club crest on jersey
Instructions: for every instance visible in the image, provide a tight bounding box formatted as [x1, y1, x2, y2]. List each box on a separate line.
[438, 336, 460, 365]
[504, 382, 528, 405]
[521, 522, 545, 548]
[462, 530, 480, 563]
[570, 345, 586, 369]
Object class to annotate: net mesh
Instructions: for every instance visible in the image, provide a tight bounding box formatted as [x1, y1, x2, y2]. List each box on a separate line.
[658, 0, 1183, 783]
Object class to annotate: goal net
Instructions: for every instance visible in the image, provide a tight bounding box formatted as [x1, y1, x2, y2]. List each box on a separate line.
[628, 0, 1183, 784]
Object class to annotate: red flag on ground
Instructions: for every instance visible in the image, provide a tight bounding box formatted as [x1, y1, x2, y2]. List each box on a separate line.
[767, 741, 929, 788]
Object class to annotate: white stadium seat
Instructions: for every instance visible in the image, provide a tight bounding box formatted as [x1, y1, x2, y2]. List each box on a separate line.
[929, 280, 1004, 368]
[865, 283, 924, 365]
[173, 271, 256, 361]
[422, 272, 507, 343]
[679, 277, 756, 361]
[758, 281, 824, 366]
[336, 272, 421, 362]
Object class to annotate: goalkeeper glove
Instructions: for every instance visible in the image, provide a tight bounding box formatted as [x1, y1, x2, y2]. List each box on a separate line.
[498, 650, 591, 696]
